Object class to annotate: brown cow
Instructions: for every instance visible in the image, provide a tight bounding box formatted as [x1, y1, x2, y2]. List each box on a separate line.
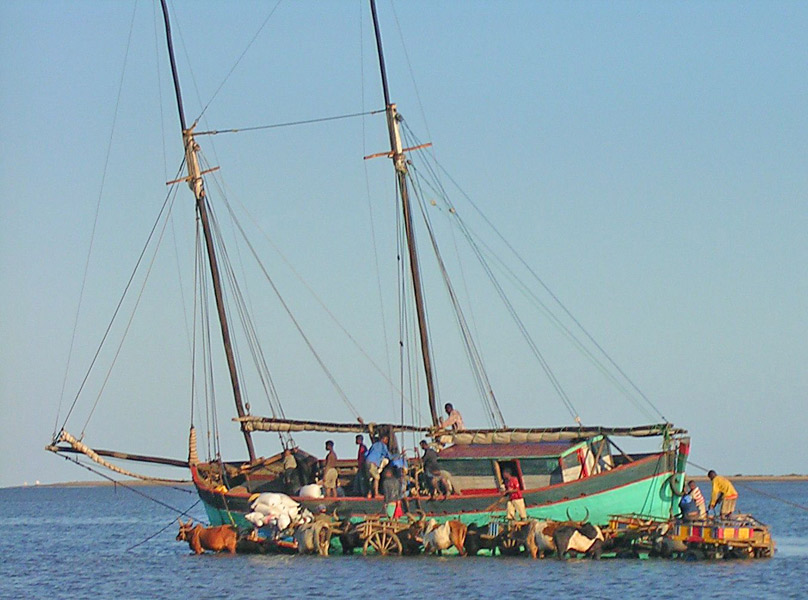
[176, 520, 238, 555]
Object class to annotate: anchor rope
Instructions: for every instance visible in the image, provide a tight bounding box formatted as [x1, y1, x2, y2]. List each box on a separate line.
[125, 498, 202, 551]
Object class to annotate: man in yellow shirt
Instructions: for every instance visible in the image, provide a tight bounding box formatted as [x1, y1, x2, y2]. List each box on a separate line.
[707, 470, 738, 517]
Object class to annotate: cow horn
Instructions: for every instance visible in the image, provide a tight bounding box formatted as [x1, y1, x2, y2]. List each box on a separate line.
[565, 508, 573, 522]
[580, 507, 590, 525]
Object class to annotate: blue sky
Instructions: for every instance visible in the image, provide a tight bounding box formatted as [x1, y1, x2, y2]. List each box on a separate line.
[1, 0, 806, 488]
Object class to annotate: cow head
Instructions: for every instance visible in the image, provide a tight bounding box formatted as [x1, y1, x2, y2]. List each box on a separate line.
[176, 519, 195, 541]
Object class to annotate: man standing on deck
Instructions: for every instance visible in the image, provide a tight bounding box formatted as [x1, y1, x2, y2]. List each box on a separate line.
[282, 448, 300, 495]
[420, 439, 440, 498]
[707, 470, 738, 517]
[365, 433, 393, 498]
[502, 468, 527, 520]
[440, 403, 465, 431]
[353, 434, 368, 497]
[323, 440, 338, 497]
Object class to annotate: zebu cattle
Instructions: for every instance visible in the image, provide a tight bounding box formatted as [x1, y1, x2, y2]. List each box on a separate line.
[176, 520, 237, 555]
[338, 521, 363, 555]
[420, 519, 468, 556]
[552, 522, 605, 560]
[525, 520, 556, 559]
[293, 520, 331, 555]
[464, 523, 499, 556]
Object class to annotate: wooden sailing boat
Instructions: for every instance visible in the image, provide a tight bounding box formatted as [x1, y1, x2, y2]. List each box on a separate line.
[48, 1, 690, 531]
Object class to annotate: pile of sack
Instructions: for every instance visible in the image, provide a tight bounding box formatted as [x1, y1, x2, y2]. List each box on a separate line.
[244, 492, 312, 531]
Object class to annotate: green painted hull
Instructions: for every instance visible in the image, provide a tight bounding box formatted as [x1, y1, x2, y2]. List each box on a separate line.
[197, 452, 678, 529]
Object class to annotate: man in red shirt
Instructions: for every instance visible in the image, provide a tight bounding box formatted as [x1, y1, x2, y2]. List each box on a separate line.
[502, 468, 527, 520]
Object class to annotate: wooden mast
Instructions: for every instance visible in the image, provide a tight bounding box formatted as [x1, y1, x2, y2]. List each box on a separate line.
[369, 0, 439, 428]
[159, 0, 256, 462]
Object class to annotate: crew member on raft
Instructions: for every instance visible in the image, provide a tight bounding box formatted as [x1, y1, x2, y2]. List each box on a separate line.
[502, 467, 527, 520]
[707, 470, 739, 517]
[440, 403, 465, 431]
[688, 480, 707, 518]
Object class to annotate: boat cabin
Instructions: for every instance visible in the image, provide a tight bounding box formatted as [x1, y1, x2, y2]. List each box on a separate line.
[436, 435, 613, 494]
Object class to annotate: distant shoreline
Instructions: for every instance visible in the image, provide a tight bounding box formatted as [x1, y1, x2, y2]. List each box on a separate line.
[6, 480, 193, 490]
[5, 473, 808, 490]
[689, 474, 808, 482]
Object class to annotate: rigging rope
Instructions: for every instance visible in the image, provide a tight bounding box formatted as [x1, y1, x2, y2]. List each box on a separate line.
[687, 459, 808, 513]
[407, 168, 505, 428]
[203, 189, 285, 421]
[210, 189, 363, 420]
[425, 143, 668, 422]
[195, 0, 284, 124]
[399, 121, 668, 423]
[54, 0, 140, 438]
[60, 162, 185, 433]
[211, 173, 428, 422]
[81, 185, 182, 436]
[359, 0, 398, 421]
[404, 139, 655, 421]
[195, 109, 385, 136]
[125, 498, 201, 551]
[401, 133, 581, 424]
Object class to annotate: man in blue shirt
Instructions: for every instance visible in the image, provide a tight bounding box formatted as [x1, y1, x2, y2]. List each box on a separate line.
[365, 433, 394, 498]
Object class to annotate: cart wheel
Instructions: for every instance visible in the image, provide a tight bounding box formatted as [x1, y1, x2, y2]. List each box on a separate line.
[314, 521, 331, 556]
[363, 530, 403, 556]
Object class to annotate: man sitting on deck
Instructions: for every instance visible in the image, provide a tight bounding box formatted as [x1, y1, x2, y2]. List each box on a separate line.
[502, 468, 527, 520]
[707, 470, 738, 517]
[439, 403, 465, 431]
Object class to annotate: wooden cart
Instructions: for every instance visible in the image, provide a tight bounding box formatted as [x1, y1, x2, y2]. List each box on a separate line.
[358, 515, 416, 556]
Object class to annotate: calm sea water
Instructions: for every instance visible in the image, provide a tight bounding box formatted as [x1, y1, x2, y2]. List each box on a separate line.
[1, 481, 806, 599]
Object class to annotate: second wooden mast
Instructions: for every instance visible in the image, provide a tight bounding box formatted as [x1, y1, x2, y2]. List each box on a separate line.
[159, 0, 256, 462]
[369, 0, 439, 428]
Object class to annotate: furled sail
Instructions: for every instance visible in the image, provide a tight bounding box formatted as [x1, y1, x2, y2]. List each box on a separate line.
[235, 416, 684, 443]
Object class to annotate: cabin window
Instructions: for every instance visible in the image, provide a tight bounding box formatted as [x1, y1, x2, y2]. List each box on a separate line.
[519, 458, 559, 476]
[437, 458, 491, 477]
[560, 452, 580, 470]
